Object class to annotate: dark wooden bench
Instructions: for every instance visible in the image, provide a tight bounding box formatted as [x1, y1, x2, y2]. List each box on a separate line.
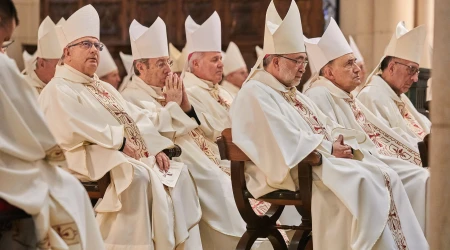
[217, 128, 316, 250]
[418, 134, 430, 168]
[82, 145, 183, 201]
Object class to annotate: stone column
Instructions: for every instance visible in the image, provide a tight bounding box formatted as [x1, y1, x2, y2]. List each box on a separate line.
[429, 0, 450, 248]
[416, 0, 435, 68]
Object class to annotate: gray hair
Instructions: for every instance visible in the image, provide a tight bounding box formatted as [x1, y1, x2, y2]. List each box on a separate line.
[133, 58, 150, 76]
[263, 55, 276, 69]
[187, 52, 205, 72]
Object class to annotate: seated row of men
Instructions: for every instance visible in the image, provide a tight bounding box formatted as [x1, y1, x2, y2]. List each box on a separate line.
[0, 0, 431, 249]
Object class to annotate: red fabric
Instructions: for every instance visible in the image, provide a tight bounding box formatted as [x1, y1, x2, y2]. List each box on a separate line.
[188, 52, 194, 61]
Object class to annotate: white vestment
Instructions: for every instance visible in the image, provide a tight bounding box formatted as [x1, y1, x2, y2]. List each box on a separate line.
[38, 65, 202, 250]
[358, 75, 431, 142]
[120, 76, 247, 249]
[221, 80, 240, 98]
[183, 72, 233, 142]
[0, 53, 104, 250]
[23, 70, 45, 96]
[305, 77, 429, 230]
[231, 69, 428, 250]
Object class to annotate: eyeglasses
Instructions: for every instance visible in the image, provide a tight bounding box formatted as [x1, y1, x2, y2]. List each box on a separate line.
[1, 40, 15, 51]
[67, 40, 104, 51]
[157, 59, 174, 69]
[394, 61, 420, 76]
[276, 55, 308, 67]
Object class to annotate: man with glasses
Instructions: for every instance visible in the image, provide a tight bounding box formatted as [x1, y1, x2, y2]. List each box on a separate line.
[23, 16, 64, 95]
[232, 1, 429, 248]
[120, 18, 251, 249]
[38, 5, 203, 250]
[303, 19, 428, 231]
[358, 22, 431, 142]
[0, 1, 105, 249]
[221, 41, 248, 98]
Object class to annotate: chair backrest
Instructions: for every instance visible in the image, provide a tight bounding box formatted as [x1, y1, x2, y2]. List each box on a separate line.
[217, 128, 250, 162]
[418, 134, 430, 167]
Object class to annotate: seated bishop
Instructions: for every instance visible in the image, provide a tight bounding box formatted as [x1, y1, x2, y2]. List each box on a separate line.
[0, 2, 104, 248]
[119, 17, 250, 249]
[38, 5, 202, 250]
[357, 22, 431, 143]
[221, 41, 248, 98]
[23, 16, 65, 96]
[303, 19, 429, 231]
[231, 1, 428, 249]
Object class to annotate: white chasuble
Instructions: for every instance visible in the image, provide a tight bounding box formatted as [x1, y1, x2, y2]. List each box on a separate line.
[120, 76, 289, 249]
[230, 69, 428, 250]
[305, 77, 429, 230]
[38, 65, 202, 250]
[358, 75, 431, 142]
[221, 80, 240, 98]
[183, 72, 233, 142]
[0, 53, 104, 250]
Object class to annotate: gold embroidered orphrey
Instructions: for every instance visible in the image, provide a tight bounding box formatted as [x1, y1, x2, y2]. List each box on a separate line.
[85, 80, 149, 158]
[394, 100, 426, 140]
[344, 98, 422, 166]
[209, 85, 231, 111]
[280, 88, 332, 141]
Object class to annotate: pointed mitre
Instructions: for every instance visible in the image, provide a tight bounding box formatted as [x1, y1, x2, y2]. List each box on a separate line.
[255, 45, 263, 68]
[263, 0, 305, 55]
[56, 17, 66, 26]
[169, 43, 188, 72]
[363, 22, 427, 86]
[130, 18, 168, 60]
[383, 21, 426, 64]
[96, 46, 118, 78]
[349, 36, 364, 63]
[59, 5, 100, 47]
[304, 18, 352, 72]
[119, 52, 133, 75]
[36, 16, 64, 59]
[223, 41, 246, 76]
[185, 12, 221, 53]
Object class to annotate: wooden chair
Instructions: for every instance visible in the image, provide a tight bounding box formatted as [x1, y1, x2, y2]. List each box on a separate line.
[418, 134, 430, 168]
[82, 145, 183, 200]
[217, 128, 316, 250]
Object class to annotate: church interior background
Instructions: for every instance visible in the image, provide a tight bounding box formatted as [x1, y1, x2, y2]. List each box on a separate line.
[9, 0, 435, 103]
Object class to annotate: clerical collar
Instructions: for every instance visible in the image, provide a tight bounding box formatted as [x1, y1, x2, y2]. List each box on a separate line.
[132, 76, 164, 98]
[308, 76, 353, 99]
[55, 64, 99, 84]
[250, 69, 291, 93]
[371, 75, 403, 101]
[184, 72, 217, 90]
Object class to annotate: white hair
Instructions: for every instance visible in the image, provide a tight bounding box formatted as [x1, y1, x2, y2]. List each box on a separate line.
[187, 52, 205, 72]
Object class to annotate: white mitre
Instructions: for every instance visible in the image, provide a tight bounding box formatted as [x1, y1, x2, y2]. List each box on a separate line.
[129, 18, 168, 60]
[185, 12, 221, 54]
[56, 17, 66, 26]
[255, 45, 263, 69]
[304, 18, 352, 72]
[349, 35, 364, 63]
[169, 43, 188, 72]
[119, 52, 133, 75]
[365, 21, 426, 85]
[223, 41, 246, 76]
[36, 16, 65, 59]
[96, 46, 118, 78]
[245, 0, 305, 83]
[59, 4, 100, 47]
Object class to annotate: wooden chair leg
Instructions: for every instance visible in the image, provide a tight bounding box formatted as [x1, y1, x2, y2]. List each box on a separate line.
[236, 231, 261, 250]
[288, 229, 311, 250]
[268, 228, 289, 250]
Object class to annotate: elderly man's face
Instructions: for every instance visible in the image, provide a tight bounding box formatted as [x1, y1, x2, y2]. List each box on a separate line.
[388, 58, 420, 95]
[324, 53, 361, 93]
[225, 67, 248, 88]
[192, 52, 223, 84]
[35, 58, 59, 83]
[63, 37, 101, 77]
[271, 52, 307, 87]
[357, 61, 366, 83]
[137, 56, 172, 87]
[100, 70, 121, 89]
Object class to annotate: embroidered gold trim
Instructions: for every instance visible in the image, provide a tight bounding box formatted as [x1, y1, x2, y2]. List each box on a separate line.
[52, 222, 80, 246]
[279, 89, 332, 141]
[209, 86, 231, 111]
[394, 100, 426, 140]
[381, 171, 409, 250]
[45, 145, 66, 162]
[344, 98, 422, 166]
[85, 81, 149, 158]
